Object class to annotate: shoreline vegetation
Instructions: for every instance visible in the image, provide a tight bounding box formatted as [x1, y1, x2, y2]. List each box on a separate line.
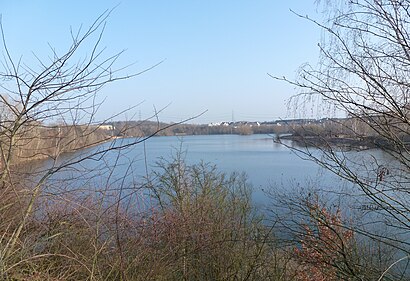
[8, 124, 117, 166]
[3, 0, 410, 279]
[4, 117, 406, 280]
[111, 116, 408, 150]
[14, 115, 405, 167]
[6, 119, 404, 280]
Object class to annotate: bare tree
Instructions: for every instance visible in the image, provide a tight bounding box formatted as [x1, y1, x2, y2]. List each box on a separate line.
[0, 10, 199, 279]
[271, 0, 410, 279]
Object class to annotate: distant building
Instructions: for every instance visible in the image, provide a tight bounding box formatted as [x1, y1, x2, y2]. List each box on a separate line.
[208, 121, 230, 127]
[99, 124, 114, 130]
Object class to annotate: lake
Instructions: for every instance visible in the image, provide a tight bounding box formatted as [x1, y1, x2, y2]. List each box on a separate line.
[34, 133, 410, 273]
[39, 134, 356, 206]
[36, 133, 409, 244]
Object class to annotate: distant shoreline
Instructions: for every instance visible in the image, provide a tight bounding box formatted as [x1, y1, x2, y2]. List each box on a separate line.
[279, 134, 408, 150]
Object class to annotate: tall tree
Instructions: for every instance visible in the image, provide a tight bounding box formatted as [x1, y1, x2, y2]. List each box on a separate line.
[0, 10, 173, 278]
[274, 0, 410, 278]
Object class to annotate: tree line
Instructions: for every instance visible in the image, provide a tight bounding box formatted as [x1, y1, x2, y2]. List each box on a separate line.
[1, 1, 410, 280]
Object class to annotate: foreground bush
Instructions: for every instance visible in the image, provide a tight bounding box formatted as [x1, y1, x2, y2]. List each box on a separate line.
[0, 156, 295, 281]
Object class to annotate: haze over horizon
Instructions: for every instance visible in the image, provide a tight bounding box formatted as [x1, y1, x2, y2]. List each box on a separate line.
[2, 1, 322, 124]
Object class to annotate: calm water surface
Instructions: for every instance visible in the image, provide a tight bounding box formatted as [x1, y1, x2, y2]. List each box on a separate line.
[37, 134, 409, 264]
[41, 134, 350, 204]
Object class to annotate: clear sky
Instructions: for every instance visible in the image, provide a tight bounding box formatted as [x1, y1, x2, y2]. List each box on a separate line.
[1, 1, 322, 124]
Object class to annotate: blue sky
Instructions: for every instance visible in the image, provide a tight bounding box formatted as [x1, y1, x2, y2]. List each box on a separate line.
[2, 1, 321, 124]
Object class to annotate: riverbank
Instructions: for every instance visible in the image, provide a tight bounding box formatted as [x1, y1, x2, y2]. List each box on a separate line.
[279, 134, 410, 150]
